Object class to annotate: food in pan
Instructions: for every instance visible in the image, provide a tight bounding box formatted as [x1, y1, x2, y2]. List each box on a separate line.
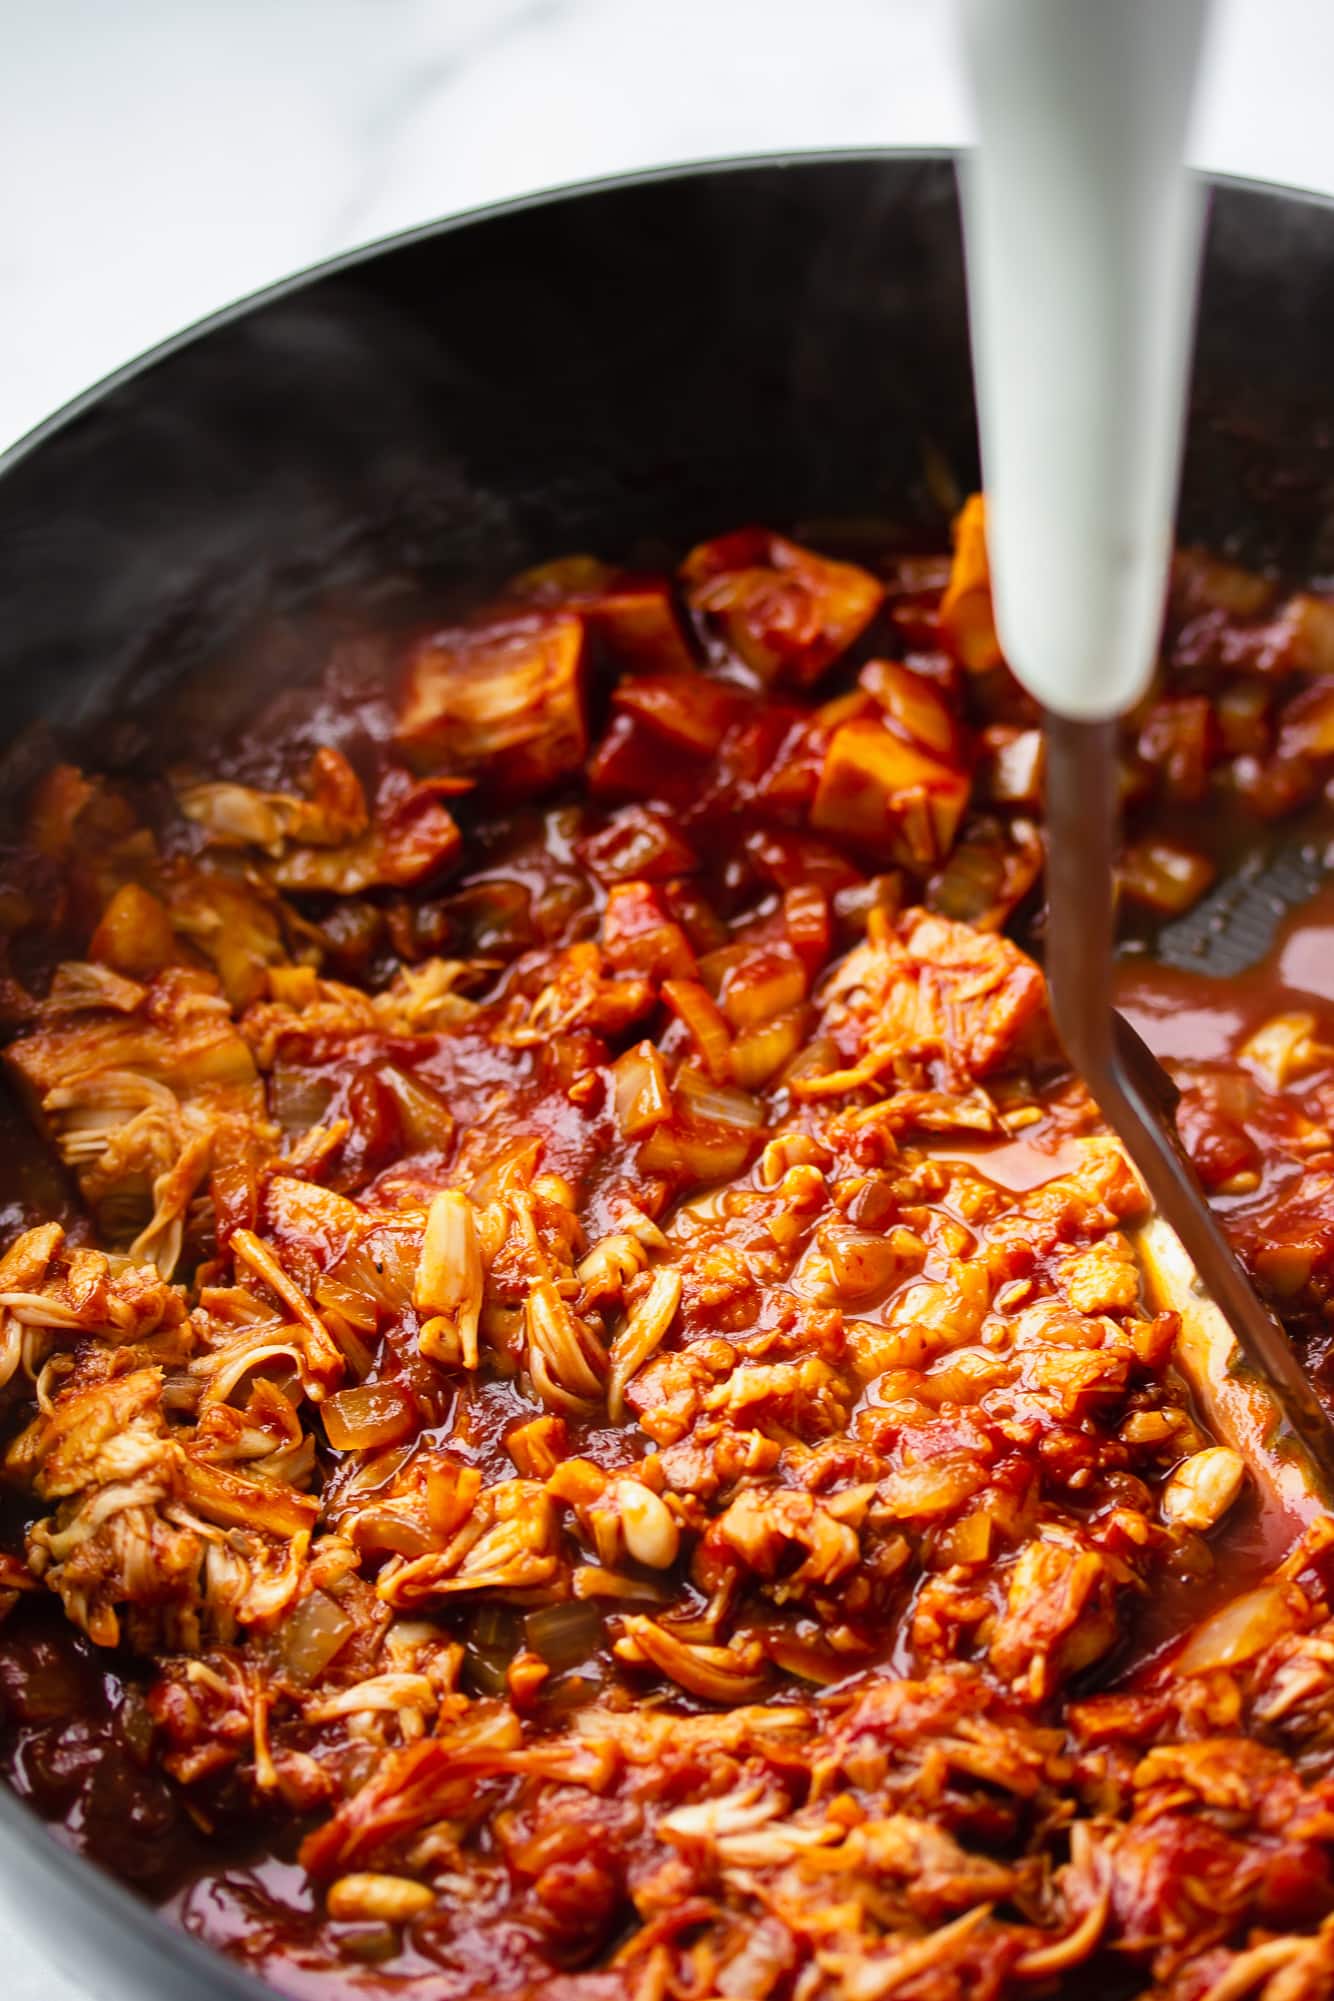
[1, 507, 1334, 1998]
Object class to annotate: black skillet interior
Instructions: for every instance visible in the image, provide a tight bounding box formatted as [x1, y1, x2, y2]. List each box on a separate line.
[3, 155, 1334, 762]
[1, 152, 1334, 2001]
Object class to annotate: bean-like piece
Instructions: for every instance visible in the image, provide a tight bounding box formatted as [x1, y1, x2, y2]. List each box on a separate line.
[1161, 1447, 1246, 1532]
[327, 1873, 435, 1924]
[619, 1481, 680, 1569]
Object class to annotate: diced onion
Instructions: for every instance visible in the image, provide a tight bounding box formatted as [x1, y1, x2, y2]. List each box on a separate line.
[695, 942, 747, 996]
[470, 1136, 543, 1203]
[661, 980, 733, 1082]
[314, 1277, 381, 1335]
[832, 874, 902, 935]
[333, 1228, 419, 1311]
[779, 1033, 840, 1087]
[1279, 673, 1334, 759]
[986, 728, 1045, 805]
[578, 807, 697, 883]
[1217, 679, 1271, 756]
[730, 1010, 805, 1089]
[1119, 838, 1215, 915]
[378, 1065, 456, 1150]
[347, 1509, 433, 1558]
[1253, 1241, 1316, 1299]
[444, 880, 534, 956]
[320, 1308, 377, 1380]
[673, 1066, 764, 1129]
[939, 494, 1002, 673]
[278, 1590, 355, 1686]
[859, 658, 958, 755]
[1175, 1584, 1296, 1676]
[639, 1122, 756, 1181]
[613, 1042, 672, 1137]
[612, 672, 738, 753]
[524, 1599, 604, 1670]
[782, 883, 831, 974]
[323, 1380, 418, 1453]
[1239, 1012, 1323, 1089]
[718, 947, 807, 1031]
[928, 821, 1040, 929]
[270, 1066, 336, 1135]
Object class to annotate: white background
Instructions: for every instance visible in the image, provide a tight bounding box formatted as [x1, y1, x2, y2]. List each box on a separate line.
[2, 0, 1332, 1992]
[5, 0, 1334, 455]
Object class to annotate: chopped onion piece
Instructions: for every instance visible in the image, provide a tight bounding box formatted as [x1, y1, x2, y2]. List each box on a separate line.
[1175, 1584, 1297, 1676]
[1119, 838, 1215, 914]
[730, 1010, 806, 1089]
[270, 1067, 337, 1136]
[278, 1590, 355, 1686]
[661, 979, 732, 1082]
[673, 1066, 764, 1129]
[323, 1380, 418, 1453]
[1239, 1011, 1326, 1089]
[939, 493, 1002, 674]
[781, 883, 831, 977]
[524, 1599, 604, 1671]
[613, 1041, 672, 1137]
[779, 1033, 840, 1087]
[319, 1309, 377, 1380]
[984, 726, 1045, 806]
[378, 1065, 456, 1151]
[859, 658, 959, 757]
[347, 1509, 434, 1559]
[717, 946, 807, 1031]
[638, 1123, 755, 1181]
[334, 1228, 420, 1312]
[315, 1277, 380, 1335]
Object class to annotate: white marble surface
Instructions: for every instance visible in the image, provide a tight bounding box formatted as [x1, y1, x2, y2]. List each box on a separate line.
[2, 0, 1334, 1991]
[4, 0, 1334, 456]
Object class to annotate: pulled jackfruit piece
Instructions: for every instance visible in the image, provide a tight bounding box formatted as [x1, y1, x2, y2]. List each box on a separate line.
[179, 753, 461, 898]
[682, 528, 883, 687]
[377, 1478, 560, 1607]
[397, 611, 588, 797]
[7, 966, 267, 1274]
[9, 1363, 316, 1651]
[812, 907, 1048, 1092]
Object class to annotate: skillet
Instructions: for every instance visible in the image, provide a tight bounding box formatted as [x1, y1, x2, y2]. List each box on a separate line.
[1, 150, 1334, 2001]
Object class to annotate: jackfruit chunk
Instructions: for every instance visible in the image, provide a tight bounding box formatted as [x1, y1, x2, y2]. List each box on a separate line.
[397, 611, 587, 798]
[682, 528, 883, 687]
[811, 718, 969, 865]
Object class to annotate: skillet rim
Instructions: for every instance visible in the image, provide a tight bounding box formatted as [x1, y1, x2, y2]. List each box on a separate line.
[4, 144, 1334, 480]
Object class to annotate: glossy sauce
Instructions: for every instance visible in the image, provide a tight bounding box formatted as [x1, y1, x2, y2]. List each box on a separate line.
[1119, 880, 1334, 1060]
[1, 524, 1333, 1999]
[907, 879, 1334, 1682]
[1119, 883, 1334, 1362]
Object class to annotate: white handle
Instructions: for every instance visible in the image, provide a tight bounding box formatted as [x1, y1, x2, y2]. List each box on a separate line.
[955, 0, 1212, 720]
